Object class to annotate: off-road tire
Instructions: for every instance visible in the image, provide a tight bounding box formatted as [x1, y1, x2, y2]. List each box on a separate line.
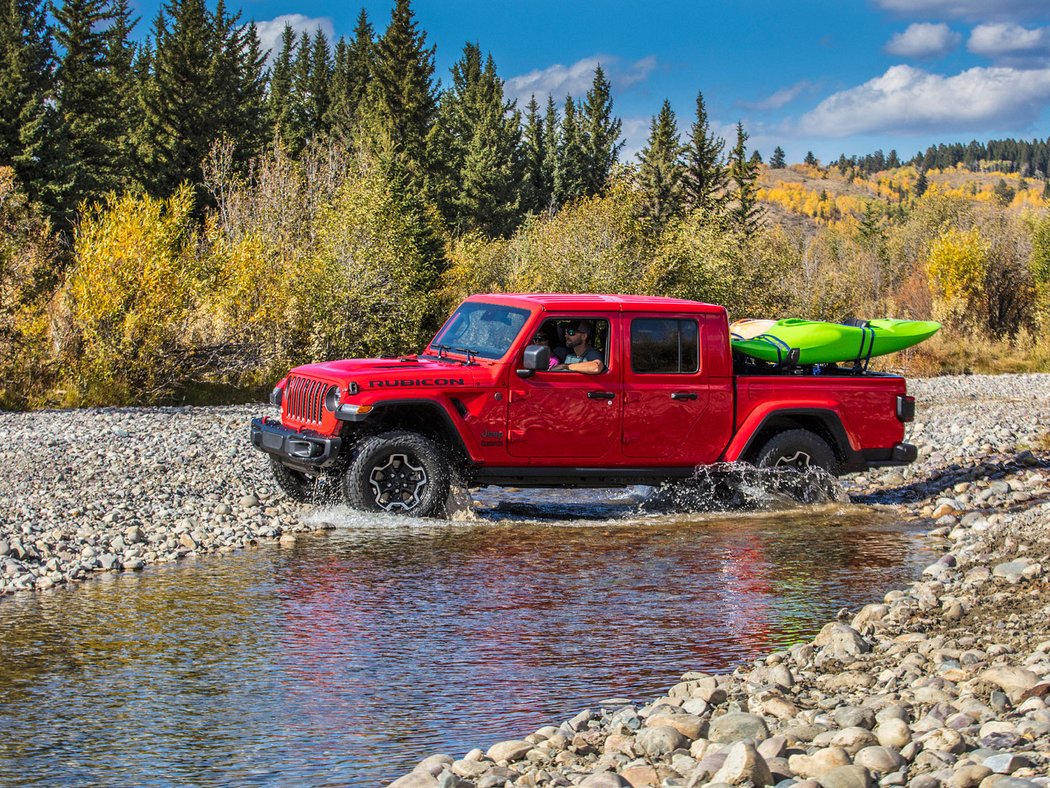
[342, 430, 451, 517]
[270, 456, 331, 503]
[754, 429, 838, 474]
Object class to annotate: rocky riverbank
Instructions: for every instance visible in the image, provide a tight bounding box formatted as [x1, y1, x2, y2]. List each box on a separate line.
[389, 375, 1050, 788]
[2, 376, 1050, 788]
[0, 404, 313, 593]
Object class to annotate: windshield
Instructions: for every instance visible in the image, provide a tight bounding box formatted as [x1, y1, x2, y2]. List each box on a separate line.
[428, 302, 531, 360]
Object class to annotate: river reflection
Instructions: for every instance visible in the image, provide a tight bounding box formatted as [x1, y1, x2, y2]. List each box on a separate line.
[0, 497, 931, 786]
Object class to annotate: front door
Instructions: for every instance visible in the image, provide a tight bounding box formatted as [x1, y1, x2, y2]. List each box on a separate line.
[506, 316, 619, 460]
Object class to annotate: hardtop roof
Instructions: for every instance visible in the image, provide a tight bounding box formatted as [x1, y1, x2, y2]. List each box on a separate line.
[466, 293, 725, 314]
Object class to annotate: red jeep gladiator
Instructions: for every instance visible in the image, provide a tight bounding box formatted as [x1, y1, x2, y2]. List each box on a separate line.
[250, 294, 916, 516]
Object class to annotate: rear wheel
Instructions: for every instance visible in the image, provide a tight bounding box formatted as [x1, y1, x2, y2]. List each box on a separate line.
[755, 429, 837, 474]
[754, 429, 841, 503]
[342, 430, 450, 517]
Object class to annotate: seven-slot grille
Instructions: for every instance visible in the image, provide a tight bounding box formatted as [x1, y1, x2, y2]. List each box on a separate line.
[285, 376, 328, 425]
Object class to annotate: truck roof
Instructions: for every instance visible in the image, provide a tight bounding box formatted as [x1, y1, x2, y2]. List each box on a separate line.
[467, 293, 727, 314]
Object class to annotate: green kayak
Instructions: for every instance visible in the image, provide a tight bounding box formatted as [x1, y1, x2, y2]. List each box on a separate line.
[730, 317, 941, 365]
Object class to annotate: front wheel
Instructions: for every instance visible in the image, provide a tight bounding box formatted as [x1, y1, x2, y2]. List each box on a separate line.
[342, 431, 450, 517]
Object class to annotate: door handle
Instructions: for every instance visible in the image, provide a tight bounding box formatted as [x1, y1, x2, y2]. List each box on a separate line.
[671, 392, 698, 400]
[587, 391, 616, 399]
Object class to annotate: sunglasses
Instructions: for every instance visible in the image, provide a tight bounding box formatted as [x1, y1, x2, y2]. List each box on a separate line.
[532, 336, 548, 343]
[564, 328, 578, 336]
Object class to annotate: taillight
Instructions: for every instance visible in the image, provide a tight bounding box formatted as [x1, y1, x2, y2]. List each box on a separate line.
[896, 395, 915, 422]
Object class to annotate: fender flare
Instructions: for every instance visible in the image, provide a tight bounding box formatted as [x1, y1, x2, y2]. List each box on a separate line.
[724, 407, 866, 472]
[361, 398, 480, 464]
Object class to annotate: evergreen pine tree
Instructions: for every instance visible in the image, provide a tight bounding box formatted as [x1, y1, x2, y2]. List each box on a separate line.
[769, 146, 786, 169]
[49, 0, 135, 220]
[914, 169, 928, 198]
[682, 91, 726, 214]
[541, 95, 559, 209]
[803, 150, 817, 166]
[1043, 179, 1050, 201]
[301, 30, 333, 141]
[727, 121, 762, 237]
[520, 94, 550, 214]
[750, 150, 763, 165]
[428, 43, 522, 236]
[266, 24, 295, 141]
[327, 10, 373, 141]
[105, 0, 140, 177]
[0, 0, 54, 204]
[363, 0, 437, 189]
[636, 99, 685, 229]
[138, 0, 267, 200]
[580, 64, 622, 196]
[553, 95, 586, 207]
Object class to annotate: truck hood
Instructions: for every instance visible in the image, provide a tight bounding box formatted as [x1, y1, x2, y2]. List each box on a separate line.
[289, 356, 487, 389]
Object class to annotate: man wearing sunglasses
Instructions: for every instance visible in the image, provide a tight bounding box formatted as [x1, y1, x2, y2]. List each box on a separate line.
[552, 320, 604, 374]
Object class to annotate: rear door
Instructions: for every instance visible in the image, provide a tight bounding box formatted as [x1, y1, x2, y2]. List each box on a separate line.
[506, 315, 619, 460]
[622, 314, 713, 462]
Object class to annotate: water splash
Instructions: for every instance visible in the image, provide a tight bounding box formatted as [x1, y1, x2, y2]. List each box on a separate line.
[639, 462, 849, 514]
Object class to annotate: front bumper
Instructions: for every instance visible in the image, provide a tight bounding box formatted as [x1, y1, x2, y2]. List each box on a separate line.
[250, 417, 343, 468]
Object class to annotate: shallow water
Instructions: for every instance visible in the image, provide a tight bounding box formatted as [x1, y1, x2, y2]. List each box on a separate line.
[0, 490, 931, 786]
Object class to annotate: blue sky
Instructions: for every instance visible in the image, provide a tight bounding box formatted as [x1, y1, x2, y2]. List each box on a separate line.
[134, 0, 1050, 165]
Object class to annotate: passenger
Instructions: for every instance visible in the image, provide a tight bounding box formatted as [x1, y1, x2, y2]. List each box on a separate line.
[552, 320, 604, 374]
[530, 327, 560, 370]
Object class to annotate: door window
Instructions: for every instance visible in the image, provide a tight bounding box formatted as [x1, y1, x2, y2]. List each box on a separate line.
[630, 318, 699, 374]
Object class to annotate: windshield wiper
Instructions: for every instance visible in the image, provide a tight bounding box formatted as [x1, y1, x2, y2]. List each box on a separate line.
[424, 344, 478, 365]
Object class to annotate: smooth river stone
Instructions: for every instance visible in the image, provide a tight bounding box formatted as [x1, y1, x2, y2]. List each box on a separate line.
[485, 739, 532, 763]
[578, 773, 631, 788]
[789, 747, 852, 779]
[646, 712, 705, 740]
[710, 741, 774, 787]
[817, 764, 873, 788]
[831, 727, 879, 755]
[636, 725, 687, 756]
[853, 746, 905, 774]
[876, 719, 912, 748]
[980, 667, 1040, 702]
[708, 712, 771, 743]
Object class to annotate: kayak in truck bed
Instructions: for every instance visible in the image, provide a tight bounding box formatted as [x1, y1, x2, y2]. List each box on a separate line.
[730, 317, 941, 365]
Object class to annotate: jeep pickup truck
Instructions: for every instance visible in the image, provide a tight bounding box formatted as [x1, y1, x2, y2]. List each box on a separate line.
[250, 294, 916, 516]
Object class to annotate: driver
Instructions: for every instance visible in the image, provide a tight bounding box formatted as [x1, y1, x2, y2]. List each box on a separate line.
[552, 320, 604, 374]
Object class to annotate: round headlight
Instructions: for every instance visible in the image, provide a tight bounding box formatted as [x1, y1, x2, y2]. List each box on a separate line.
[324, 385, 341, 412]
[269, 386, 283, 407]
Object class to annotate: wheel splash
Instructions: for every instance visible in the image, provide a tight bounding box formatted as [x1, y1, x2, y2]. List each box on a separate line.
[640, 462, 849, 514]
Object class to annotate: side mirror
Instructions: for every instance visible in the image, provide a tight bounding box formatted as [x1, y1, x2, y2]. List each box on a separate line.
[517, 344, 550, 378]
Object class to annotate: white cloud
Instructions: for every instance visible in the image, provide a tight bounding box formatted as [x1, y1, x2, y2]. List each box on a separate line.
[968, 23, 1050, 64]
[740, 81, 811, 110]
[795, 64, 1050, 137]
[885, 23, 961, 58]
[505, 55, 657, 104]
[255, 14, 335, 61]
[873, 0, 1049, 21]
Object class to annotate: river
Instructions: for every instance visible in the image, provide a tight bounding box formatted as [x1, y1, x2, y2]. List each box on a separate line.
[0, 489, 931, 786]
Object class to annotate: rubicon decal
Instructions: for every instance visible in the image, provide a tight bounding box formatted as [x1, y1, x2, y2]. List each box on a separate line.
[368, 378, 466, 388]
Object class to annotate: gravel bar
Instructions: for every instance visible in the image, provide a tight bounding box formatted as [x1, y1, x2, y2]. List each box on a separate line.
[2, 375, 1050, 788]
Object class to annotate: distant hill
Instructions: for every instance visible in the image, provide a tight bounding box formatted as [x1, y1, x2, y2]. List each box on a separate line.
[757, 162, 1049, 230]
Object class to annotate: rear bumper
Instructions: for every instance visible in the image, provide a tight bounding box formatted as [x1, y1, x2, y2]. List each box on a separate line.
[250, 417, 342, 468]
[863, 442, 918, 468]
